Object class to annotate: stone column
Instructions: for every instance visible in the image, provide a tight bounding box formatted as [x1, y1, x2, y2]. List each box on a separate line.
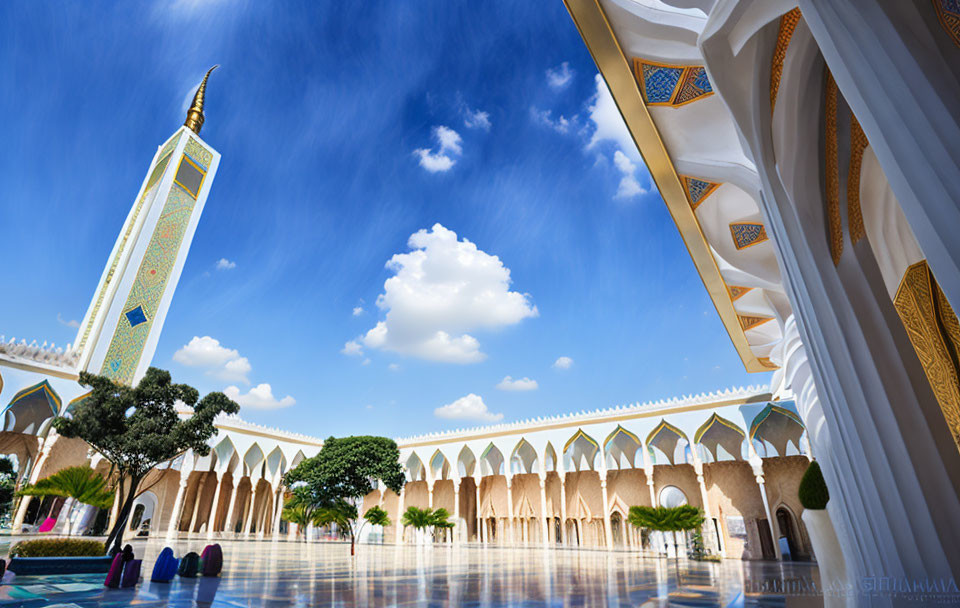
[395, 486, 405, 545]
[599, 472, 613, 549]
[166, 476, 189, 539]
[559, 473, 568, 545]
[474, 475, 483, 544]
[188, 475, 207, 534]
[505, 475, 515, 545]
[693, 460, 720, 555]
[452, 479, 461, 544]
[428, 481, 434, 509]
[13, 435, 56, 530]
[538, 474, 549, 546]
[257, 483, 272, 538]
[752, 462, 781, 560]
[243, 482, 259, 537]
[223, 479, 240, 537]
[206, 472, 223, 539]
[272, 488, 284, 536]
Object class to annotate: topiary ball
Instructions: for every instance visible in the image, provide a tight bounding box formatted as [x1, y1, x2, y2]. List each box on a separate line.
[798, 460, 830, 509]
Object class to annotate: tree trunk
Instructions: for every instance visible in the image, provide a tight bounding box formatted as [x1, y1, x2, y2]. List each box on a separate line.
[105, 475, 141, 555]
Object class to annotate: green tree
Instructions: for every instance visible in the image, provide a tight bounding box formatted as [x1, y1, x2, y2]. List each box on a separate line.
[429, 507, 455, 543]
[401, 505, 433, 544]
[284, 436, 405, 555]
[0, 457, 16, 524]
[363, 505, 391, 544]
[628, 505, 705, 576]
[52, 368, 238, 554]
[17, 466, 114, 535]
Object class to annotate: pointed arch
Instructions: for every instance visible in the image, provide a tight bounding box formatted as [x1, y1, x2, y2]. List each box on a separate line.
[695, 413, 747, 462]
[405, 452, 427, 482]
[290, 450, 306, 470]
[63, 391, 91, 416]
[213, 436, 239, 473]
[457, 446, 476, 478]
[544, 442, 558, 473]
[265, 446, 286, 480]
[429, 449, 451, 481]
[243, 443, 266, 478]
[604, 425, 643, 469]
[563, 429, 600, 472]
[480, 443, 504, 476]
[510, 439, 539, 475]
[646, 419, 690, 465]
[750, 404, 805, 457]
[3, 380, 62, 435]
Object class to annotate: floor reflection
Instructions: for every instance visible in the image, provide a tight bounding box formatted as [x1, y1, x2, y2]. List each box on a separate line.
[0, 539, 822, 606]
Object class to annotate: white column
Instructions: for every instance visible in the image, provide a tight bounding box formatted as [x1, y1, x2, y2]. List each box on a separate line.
[505, 475, 515, 545]
[453, 479, 461, 544]
[395, 487, 405, 545]
[558, 473, 568, 545]
[538, 475, 549, 546]
[474, 475, 484, 544]
[223, 479, 241, 537]
[752, 464, 781, 560]
[428, 481, 434, 509]
[166, 476, 189, 539]
[206, 472, 223, 539]
[272, 488, 284, 536]
[13, 435, 56, 530]
[243, 482, 259, 537]
[599, 472, 613, 549]
[693, 459, 721, 555]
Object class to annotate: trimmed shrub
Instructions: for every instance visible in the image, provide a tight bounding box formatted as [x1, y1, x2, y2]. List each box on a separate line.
[798, 461, 830, 510]
[10, 538, 106, 558]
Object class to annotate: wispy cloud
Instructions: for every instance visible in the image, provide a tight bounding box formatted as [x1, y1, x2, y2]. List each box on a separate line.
[215, 258, 236, 270]
[414, 125, 463, 173]
[546, 62, 574, 89]
[57, 313, 80, 329]
[530, 107, 575, 134]
[463, 107, 491, 131]
[496, 376, 538, 391]
[553, 356, 573, 370]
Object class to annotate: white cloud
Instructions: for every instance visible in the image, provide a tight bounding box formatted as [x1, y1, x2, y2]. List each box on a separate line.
[341, 340, 363, 357]
[464, 108, 491, 131]
[57, 313, 80, 328]
[434, 393, 503, 422]
[352, 306, 365, 316]
[414, 125, 463, 173]
[496, 376, 538, 391]
[613, 150, 646, 198]
[224, 383, 295, 410]
[362, 358, 371, 366]
[173, 336, 251, 384]
[215, 258, 236, 270]
[361, 224, 538, 363]
[553, 356, 574, 370]
[546, 62, 574, 89]
[388, 363, 400, 371]
[587, 74, 638, 158]
[530, 107, 574, 134]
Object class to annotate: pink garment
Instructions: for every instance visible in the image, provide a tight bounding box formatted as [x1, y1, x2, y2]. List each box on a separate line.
[37, 517, 56, 533]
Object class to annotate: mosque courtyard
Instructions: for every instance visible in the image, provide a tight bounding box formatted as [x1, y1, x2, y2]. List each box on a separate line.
[0, 538, 824, 607]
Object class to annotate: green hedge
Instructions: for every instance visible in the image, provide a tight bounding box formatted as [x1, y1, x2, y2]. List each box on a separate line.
[9, 538, 106, 558]
[798, 461, 830, 510]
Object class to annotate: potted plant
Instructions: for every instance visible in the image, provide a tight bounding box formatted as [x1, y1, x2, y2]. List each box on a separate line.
[799, 461, 847, 603]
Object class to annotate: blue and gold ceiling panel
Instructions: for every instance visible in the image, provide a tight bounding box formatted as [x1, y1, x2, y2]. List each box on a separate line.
[633, 59, 714, 107]
[730, 222, 768, 250]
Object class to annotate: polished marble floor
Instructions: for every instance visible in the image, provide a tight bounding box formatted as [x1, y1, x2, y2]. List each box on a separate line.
[0, 539, 826, 607]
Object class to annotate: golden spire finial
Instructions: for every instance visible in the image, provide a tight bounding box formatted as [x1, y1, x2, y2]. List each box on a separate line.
[184, 65, 218, 134]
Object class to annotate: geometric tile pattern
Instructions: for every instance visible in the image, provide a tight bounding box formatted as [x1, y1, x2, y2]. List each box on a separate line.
[633, 59, 713, 107]
[934, 0, 960, 47]
[847, 115, 868, 244]
[729, 222, 768, 250]
[682, 176, 720, 209]
[77, 133, 182, 351]
[739, 314, 773, 331]
[770, 8, 802, 113]
[100, 175, 202, 384]
[728, 285, 752, 301]
[184, 137, 213, 170]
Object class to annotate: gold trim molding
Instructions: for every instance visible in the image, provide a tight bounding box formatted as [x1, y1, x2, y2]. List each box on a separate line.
[563, 0, 769, 372]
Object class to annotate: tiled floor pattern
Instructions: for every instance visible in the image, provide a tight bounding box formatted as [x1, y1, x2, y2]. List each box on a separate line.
[0, 539, 824, 607]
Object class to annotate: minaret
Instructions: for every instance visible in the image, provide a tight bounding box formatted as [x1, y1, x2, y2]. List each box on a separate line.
[73, 67, 222, 385]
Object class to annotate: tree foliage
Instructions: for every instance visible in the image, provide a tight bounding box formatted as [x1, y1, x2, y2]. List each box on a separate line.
[18, 466, 114, 509]
[401, 506, 434, 530]
[0, 457, 15, 521]
[627, 505, 704, 533]
[52, 368, 238, 553]
[283, 436, 406, 554]
[364, 505, 391, 528]
[798, 460, 829, 509]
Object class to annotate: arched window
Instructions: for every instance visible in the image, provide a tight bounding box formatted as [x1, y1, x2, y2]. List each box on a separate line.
[658, 485, 687, 508]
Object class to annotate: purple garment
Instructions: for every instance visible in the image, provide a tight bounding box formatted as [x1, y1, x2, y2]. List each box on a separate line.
[200, 544, 222, 577]
[120, 559, 141, 588]
[104, 554, 124, 588]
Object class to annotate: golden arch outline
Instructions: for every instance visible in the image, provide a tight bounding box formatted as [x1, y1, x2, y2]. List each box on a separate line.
[749, 404, 804, 441]
[646, 419, 689, 446]
[694, 413, 746, 444]
[6, 380, 62, 415]
[563, 429, 600, 454]
[603, 425, 642, 451]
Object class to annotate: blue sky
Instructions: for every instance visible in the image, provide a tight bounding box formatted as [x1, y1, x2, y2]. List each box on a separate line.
[0, 1, 768, 438]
